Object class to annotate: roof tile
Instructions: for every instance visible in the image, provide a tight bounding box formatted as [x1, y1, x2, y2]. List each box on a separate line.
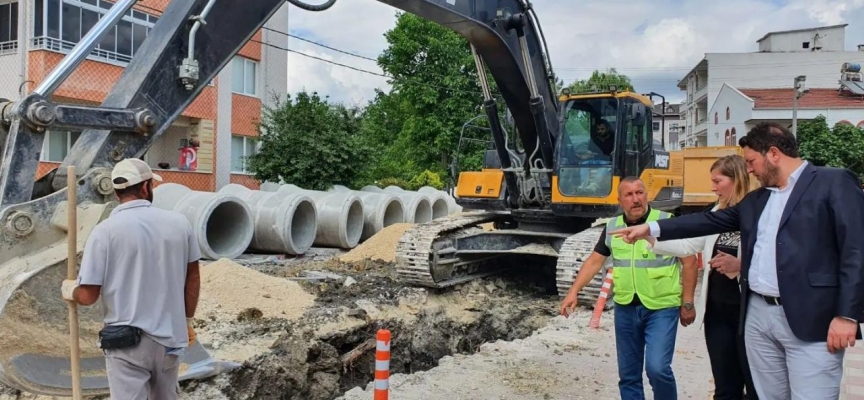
[739, 88, 864, 109]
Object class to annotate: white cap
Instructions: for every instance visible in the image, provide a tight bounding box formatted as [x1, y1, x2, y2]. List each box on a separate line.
[111, 158, 163, 189]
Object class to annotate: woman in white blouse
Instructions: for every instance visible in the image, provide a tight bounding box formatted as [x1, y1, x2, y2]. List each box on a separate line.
[647, 154, 758, 400]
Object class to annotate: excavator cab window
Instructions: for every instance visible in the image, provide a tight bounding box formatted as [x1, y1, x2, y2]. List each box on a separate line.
[621, 99, 652, 175]
[557, 97, 617, 197]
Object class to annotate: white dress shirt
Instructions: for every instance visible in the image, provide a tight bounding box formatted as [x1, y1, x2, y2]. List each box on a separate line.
[649, 161, 809, 297]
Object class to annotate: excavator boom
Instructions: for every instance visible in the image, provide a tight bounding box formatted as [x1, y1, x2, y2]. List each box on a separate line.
[379, 0, 560, 173]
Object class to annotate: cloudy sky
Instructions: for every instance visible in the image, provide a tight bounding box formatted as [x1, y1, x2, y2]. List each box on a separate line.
[283, 0, 864, 106]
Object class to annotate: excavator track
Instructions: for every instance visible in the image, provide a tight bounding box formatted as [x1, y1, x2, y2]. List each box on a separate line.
[555, 225, 614, 309]
[395, 212, 502, 288]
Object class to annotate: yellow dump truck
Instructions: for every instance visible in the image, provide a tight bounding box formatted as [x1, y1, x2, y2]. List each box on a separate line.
[675, 145, 760, 215]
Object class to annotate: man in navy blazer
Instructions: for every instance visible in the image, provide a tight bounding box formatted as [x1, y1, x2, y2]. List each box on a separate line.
[609, 122, 864, 400]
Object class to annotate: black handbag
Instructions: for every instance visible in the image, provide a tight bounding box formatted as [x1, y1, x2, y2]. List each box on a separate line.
[98, 325, 142, 350]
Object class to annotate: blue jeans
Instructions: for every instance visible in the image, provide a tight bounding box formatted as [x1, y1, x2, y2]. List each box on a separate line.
[614, 302, 680, 400]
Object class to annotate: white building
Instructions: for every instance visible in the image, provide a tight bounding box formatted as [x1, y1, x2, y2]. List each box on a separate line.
[709, 84, 864, 145]
[678, 24, 864, 147]
[651, 103, 683, 150]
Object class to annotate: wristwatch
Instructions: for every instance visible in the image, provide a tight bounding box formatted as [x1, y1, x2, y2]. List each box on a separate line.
[682, 302, 694, 310]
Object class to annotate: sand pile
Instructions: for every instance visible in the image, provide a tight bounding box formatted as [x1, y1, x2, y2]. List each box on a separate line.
[198, 259, 315, 321]
[339, 223, 413, 263]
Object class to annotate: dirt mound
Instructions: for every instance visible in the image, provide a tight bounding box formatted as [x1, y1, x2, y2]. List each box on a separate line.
[198, 259, 315, 321]
[339, 223, 412, 263]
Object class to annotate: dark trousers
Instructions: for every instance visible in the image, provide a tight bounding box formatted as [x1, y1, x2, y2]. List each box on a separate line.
[704, 301, 758, 400]
[614, 303, 680, 400]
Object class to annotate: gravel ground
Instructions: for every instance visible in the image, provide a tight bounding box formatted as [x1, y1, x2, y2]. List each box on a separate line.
[339, 306, 714, 400]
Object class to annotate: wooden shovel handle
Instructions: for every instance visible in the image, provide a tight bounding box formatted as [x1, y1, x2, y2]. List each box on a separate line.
[67, 166, 82, 400]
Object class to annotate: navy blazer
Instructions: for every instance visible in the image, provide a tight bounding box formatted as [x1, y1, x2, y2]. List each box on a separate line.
[655, 163, 864, 342]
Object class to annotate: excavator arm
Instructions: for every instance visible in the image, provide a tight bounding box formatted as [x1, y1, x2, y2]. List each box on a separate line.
[380, 0, 560, 208]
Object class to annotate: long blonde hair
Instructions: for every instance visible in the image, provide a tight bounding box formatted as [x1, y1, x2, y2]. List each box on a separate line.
[711, 154, 751, 209]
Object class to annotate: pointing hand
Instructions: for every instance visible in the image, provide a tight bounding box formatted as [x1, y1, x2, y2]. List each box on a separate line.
[609, 224, 651, 244]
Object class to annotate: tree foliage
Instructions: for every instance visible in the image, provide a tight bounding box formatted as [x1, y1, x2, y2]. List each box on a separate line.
[567, 68, 634, 93]
[798, 115, 864, 178]
[247, 91, 371, 190]
[359, 12, 499, 186]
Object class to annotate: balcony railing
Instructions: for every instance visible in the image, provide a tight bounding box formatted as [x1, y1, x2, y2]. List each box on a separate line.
[694, 83, 707, 101]
[0, 41, 17, 56]
[31, 36, 132, 66]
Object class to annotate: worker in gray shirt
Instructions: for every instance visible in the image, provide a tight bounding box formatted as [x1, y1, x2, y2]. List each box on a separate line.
[62, 158, 201, 399]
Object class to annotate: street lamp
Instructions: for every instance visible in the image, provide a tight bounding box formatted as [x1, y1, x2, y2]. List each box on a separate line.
[792, 75, 809, 137]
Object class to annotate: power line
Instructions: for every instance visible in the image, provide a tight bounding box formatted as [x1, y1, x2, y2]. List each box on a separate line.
[252, 39, 499, 98]
[252, 39, 388, 77]
[262, 27, 379, 62]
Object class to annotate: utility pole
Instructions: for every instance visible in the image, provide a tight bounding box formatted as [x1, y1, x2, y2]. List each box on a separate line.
[792, 75, 808, 138]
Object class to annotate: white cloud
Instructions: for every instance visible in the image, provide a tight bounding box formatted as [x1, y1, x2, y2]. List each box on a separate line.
[281, 0, 864, 105]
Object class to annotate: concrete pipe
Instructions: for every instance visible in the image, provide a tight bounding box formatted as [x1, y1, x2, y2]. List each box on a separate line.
[259, 181, 282, 192]
[218, 184, 318, 255]
[411, 187, 450, 219]
[271, 184, 365, 249]
[152, 183, 254, 260]
[418, 186, 462, 214]
[363, 186, 432, 224]
[331, 185, 404, 240]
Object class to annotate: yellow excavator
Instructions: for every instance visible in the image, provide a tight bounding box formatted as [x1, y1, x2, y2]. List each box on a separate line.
[387, 1, 687, 306]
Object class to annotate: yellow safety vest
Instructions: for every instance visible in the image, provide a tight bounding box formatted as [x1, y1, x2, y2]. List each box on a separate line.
[605, 209, 681, 310]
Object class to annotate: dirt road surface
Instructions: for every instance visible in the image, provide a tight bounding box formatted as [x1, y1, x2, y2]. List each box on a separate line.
[339, 308, 713, 400]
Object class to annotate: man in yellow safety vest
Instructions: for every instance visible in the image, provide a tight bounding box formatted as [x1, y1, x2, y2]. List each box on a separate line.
[560, 176, 698, 400]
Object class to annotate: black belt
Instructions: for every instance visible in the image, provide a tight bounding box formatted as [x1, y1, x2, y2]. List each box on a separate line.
[755, 292, 782, 306]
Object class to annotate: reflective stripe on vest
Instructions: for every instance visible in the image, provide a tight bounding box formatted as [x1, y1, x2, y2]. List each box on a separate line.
[606, 209, 681, 310]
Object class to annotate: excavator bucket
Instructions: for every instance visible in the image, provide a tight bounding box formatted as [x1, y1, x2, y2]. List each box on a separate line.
[0, 198, 238, 397]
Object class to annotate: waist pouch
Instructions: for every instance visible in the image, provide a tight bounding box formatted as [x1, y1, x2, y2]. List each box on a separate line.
[98, 325, 142, 350]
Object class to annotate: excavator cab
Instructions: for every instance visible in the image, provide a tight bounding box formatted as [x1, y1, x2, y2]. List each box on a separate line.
[551, 91, 683, 216]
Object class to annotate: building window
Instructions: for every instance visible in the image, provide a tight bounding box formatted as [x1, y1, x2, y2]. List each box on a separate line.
[725, 107, 730, 120]
[730, 127, 736, 144]
[41, 130, 81, 162]
[231, 135, 258, 173]
[0, 2, 18, 48]
[232, 56, 257, 96]
[652, 122, 660, 131]
[714, 112, 718, 125]
[32, 0, 159, 65]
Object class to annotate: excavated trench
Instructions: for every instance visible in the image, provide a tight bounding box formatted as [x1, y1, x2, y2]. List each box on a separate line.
[220, 303, 554, 400]
[191, 257, 560, 400]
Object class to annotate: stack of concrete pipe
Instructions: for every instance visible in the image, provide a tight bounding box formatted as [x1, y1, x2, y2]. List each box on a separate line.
[218, 184, 318, 255]
[151, 181, 463, 259]
[388, 186, 450, 219]
[152, 183, 254, 260]
[361, 185, 433, 224]
[261, 184, 365, 249]
[330, 185, 405, 241]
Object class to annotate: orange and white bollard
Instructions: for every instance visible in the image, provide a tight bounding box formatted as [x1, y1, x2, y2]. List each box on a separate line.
[589, 267, 614, 329]
[374, 329, 391, 400]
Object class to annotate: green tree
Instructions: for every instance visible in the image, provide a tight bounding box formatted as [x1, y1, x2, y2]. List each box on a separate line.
[247, 90, 371, 190]
[359, 12, 501, 186]
[798, 115, 864, 178]
[567, 68, 634, 93]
